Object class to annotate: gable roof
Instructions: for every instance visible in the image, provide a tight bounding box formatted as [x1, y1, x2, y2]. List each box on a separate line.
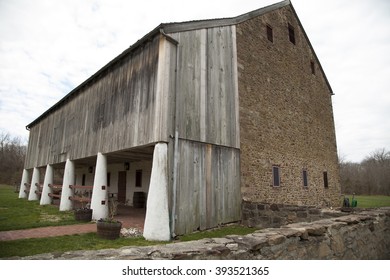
[27, 0, 332, 129]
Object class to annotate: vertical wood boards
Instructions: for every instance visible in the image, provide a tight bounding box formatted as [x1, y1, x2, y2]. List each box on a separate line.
[169, 26, 240, 149]
[166, 26, 241, 235]
[174, 139, 241, 235]
[25, 35, 176, 168]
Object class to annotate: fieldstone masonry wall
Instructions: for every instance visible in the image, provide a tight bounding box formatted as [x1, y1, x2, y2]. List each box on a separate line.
[15, 208, 390, 260]
[237, 5, 341, 207]
[241, 201, 346, 228]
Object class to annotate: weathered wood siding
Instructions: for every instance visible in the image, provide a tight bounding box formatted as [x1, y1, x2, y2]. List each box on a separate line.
[169, 26, 239, 148]
[166, 26, 241, 235]
[25, 35, 175, 168]
[174, 139, 241, 235]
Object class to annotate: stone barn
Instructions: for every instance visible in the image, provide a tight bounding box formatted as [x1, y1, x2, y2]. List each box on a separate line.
[19, 0, 341, 240]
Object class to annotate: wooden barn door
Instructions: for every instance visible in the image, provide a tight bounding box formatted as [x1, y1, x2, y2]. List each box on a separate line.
[118, 171, 127, 203]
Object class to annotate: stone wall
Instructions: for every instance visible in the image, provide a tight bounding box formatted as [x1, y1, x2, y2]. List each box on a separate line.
[16, 208, 390, 260]
[241, 201, 346, 228]
[236, 5, 341, 207]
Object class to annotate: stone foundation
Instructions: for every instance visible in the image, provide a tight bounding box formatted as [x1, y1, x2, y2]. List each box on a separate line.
[241, 201, 347, 228]
[13, 208, 390, 260]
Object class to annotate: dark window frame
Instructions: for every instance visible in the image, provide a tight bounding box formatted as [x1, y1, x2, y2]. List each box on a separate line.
[266, 24, 273, 42]
[302, 169, 308, 188]
[310, 60, 316, 75]
[272, 166, 281, 187]
[288, 23, 296, 44]
[323, 171, 329, 188]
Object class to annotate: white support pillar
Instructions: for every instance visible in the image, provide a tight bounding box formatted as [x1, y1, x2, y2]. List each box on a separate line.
[40, 164, 53, 205]
[28, 167, 40, 201]
[91, 153, 108, 220]
[143, 142, 170, 241]
[18, 169, 30, 199]
[59, 159, 75, 211]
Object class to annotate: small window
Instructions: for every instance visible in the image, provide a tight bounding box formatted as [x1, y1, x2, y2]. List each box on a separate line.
[266, 25, 273, 42]
[82, 174, 86, 186]
[288, 23, 295, 44]
[302, 170, 308, 187]
[310, 60, 315, 75]
[272, 166, 280, 187]
[323, 172, 329, 188]
[135, 170, 142, 187]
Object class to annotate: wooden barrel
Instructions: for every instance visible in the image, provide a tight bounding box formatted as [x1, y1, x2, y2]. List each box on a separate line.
[133, 192, 146, 208]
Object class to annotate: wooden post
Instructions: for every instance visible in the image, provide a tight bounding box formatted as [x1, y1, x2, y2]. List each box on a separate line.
[59, 159, 75, 211]
[143, 142, 170, 241]
[40, 164, 53, 205]
[91, 153, 108, 220]
[18, 169, 30, 199]
[28, 167, 40, 201]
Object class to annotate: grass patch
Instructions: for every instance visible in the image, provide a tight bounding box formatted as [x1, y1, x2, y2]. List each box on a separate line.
[0, 226, 257, 259]
[344, 195, 390, 208]
[0, 233, 165, 259]
[0, 184, 256, 258]
[178, 225, 257, 242]
[0, 185, 82, 231]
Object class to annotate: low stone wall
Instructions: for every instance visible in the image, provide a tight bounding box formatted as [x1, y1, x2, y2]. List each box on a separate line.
[241, 201, 347, 228]
[16, 208, 390, 260]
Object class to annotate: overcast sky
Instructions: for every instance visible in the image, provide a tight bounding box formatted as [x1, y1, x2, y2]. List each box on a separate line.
[0, 0, 389, 163]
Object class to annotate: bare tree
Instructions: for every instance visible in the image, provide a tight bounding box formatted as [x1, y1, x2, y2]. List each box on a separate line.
[340, 148, 390, 195]
[0, 131, 10, 154]
[362, 148, 390, 195]
[0, 130, 27, 185]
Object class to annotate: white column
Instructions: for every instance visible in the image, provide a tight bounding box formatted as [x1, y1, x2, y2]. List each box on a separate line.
[59, 159, 75, 211]
[143, 142, 170, 241]
[40, 164, 53, 205]
[91, 153, 108, 220]
[28, 167, 40, 201]
[18, 169, 30, 199]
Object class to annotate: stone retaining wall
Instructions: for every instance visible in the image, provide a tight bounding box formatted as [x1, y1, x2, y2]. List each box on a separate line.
[16, 208, 390, 260]
[241, 201, 347, 228]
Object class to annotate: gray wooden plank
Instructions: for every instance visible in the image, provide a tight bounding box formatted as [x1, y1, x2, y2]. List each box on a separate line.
[25, 35, 172, 168]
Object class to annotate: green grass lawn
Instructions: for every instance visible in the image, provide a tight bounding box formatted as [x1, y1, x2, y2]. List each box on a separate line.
[178, 225, 255, 242]
[0, 184, 82, 231]
[0, 233, 166, 259]
[344, 195, 390, 208]
[0, 225, 256, 259]
[0, 184, 255, 258]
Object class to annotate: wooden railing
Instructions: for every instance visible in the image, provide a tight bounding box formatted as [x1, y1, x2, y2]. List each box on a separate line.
[34, 183, 43, 196]
[68, 185, 93, 203]
[48, 184, 62, 199]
